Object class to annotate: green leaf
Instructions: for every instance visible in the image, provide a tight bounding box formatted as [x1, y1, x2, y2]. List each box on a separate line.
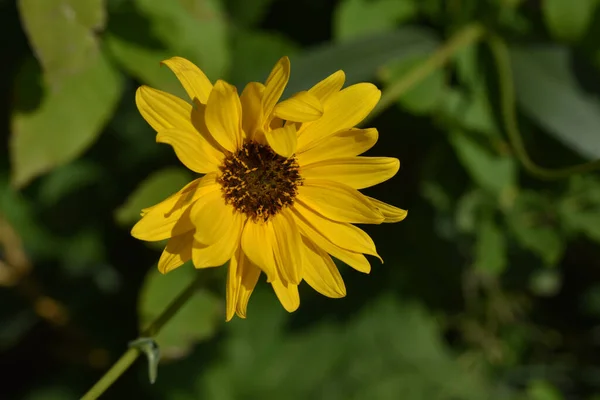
[229, 30, 299, 88]
[17, 0, 105, 85]
[139, 266, 222, 360]
[37, 161, 103, 206]
[224, 0, 276, 27]
[559, 175, 600, 243]
[449, 131, 517, 197]
[508, 191, 564, 266]
[199, 294, 494, 400]
[115, 167, 193, 226]
[334, 0, 417, 41]
[10, 54, 123, 188]
[285, 27, 439, 95]
[474, 214, 507, 275]
[105, 34, 186, 99]
[542, 0, 598, 42]
[134, 0, 229, 80]
[380, 55, 446, 114]
[511, 45, 600, 159]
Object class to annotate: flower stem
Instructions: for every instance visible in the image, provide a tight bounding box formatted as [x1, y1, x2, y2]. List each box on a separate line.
[487, 34, 600, 179]
[368, 22, 486, 122]
[81, 271, 205, 400]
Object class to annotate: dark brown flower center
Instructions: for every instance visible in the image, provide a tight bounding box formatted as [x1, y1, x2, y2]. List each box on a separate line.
[218, 141, 302, 222]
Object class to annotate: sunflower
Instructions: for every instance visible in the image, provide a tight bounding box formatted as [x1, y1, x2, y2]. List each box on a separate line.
[132, 56, 407, 320]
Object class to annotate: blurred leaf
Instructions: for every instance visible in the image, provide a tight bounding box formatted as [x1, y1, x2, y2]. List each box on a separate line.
[558, 175, 600, 243]
[475, 214, 507, 275]
[200, 293, 495, 400]
[225, 0, 276, 27]
[24, 387, 77, 400]
[38, 161, 103, 207]
[139, 266, 222, 360]
[10, 54, 122, 188]
[334, 0, 417, 41]
[456, 190, 489, 233]
[381, 55, 445, 114]
[17, 0, 105, 85]
[542, 0, 598, 42]
[511, 46, 600, 159]
[61, 228, 106, 276]
[0, 175, 61, 257]
[449, 131, 517, 197]
[105, 34, 186, 98]
[527, 379, 564, 400]
[115, 167, 193, 226]
[134, 0, 229, 80]
[508, 191, 564, 266]
[230, 30, 300, 88]
[286, 27, 439, 95]
[441, 89, 500, 138]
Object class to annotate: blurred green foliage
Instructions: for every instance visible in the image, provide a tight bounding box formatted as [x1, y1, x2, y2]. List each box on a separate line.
[2, 0, 600, 399]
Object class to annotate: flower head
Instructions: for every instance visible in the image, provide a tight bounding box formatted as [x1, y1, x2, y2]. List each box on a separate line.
[132, 56, 407, 320]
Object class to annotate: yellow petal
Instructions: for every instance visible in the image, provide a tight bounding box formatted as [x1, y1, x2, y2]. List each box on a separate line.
[297, 179, 383, 224]
[265, 124, 297, 158]
[293, 200, 380, 260]
[135, 86, 194, 132]
[302, 236, 346, 298]
[293, 208, 372, 273]
[190, 99, 229, 153]
[271, 279, 300, 312]
[161, 57, 213, 104]
[301, 157, 399, 189]
[205, 80, 243, 152]
[308, 70, 345, 104]
[226, 247, 242, 321]
[262, 56, 290, 118]
[156, 129, 222, 173]
[296, 128, 378, 165]
[271, 209, 303, 285]
[236, 254, 261, 319]
[158, 231, 194, 274]
[297, 83, 381, 150]
[241, 220, 277, 281]
[240, 82, 265, 139]
[131, 175, 218, 241]
[190, 189, 237, 245]
[273, 91, 323, 122]
[192, 213, 243, 268]
[367, 197, 408, 223]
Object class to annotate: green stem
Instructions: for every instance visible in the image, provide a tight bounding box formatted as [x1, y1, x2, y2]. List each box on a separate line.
[487, 34, 600, 179]
[81, 272, 205, 400]
[367, 22, 486, 122]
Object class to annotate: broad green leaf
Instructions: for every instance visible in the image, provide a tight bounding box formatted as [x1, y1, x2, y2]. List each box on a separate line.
[139, 266, 222, 360]
[511, 46, 600, 159]
[17, 0, 105, 85]
[10, 54, 122, 188]
[285, 27, 439, 95]
[105, 34, 186, 99]
[134, 0, 229, 80]
[474, 214, 507, 275]
[380, 55, 446, 114]
[441, 89, 500, 138]
[455, 189, 491, 234]
[542, 0, 598, 42]
[334, 0, 417, 41]
[508, 191, 564, 266]
[449, 131, 517, 197]
[230, 30, 299, 88]
[115, 167, 193, 226]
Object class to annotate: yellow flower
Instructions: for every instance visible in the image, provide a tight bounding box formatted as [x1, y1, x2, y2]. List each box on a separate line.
[132, 56, 407, 320]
